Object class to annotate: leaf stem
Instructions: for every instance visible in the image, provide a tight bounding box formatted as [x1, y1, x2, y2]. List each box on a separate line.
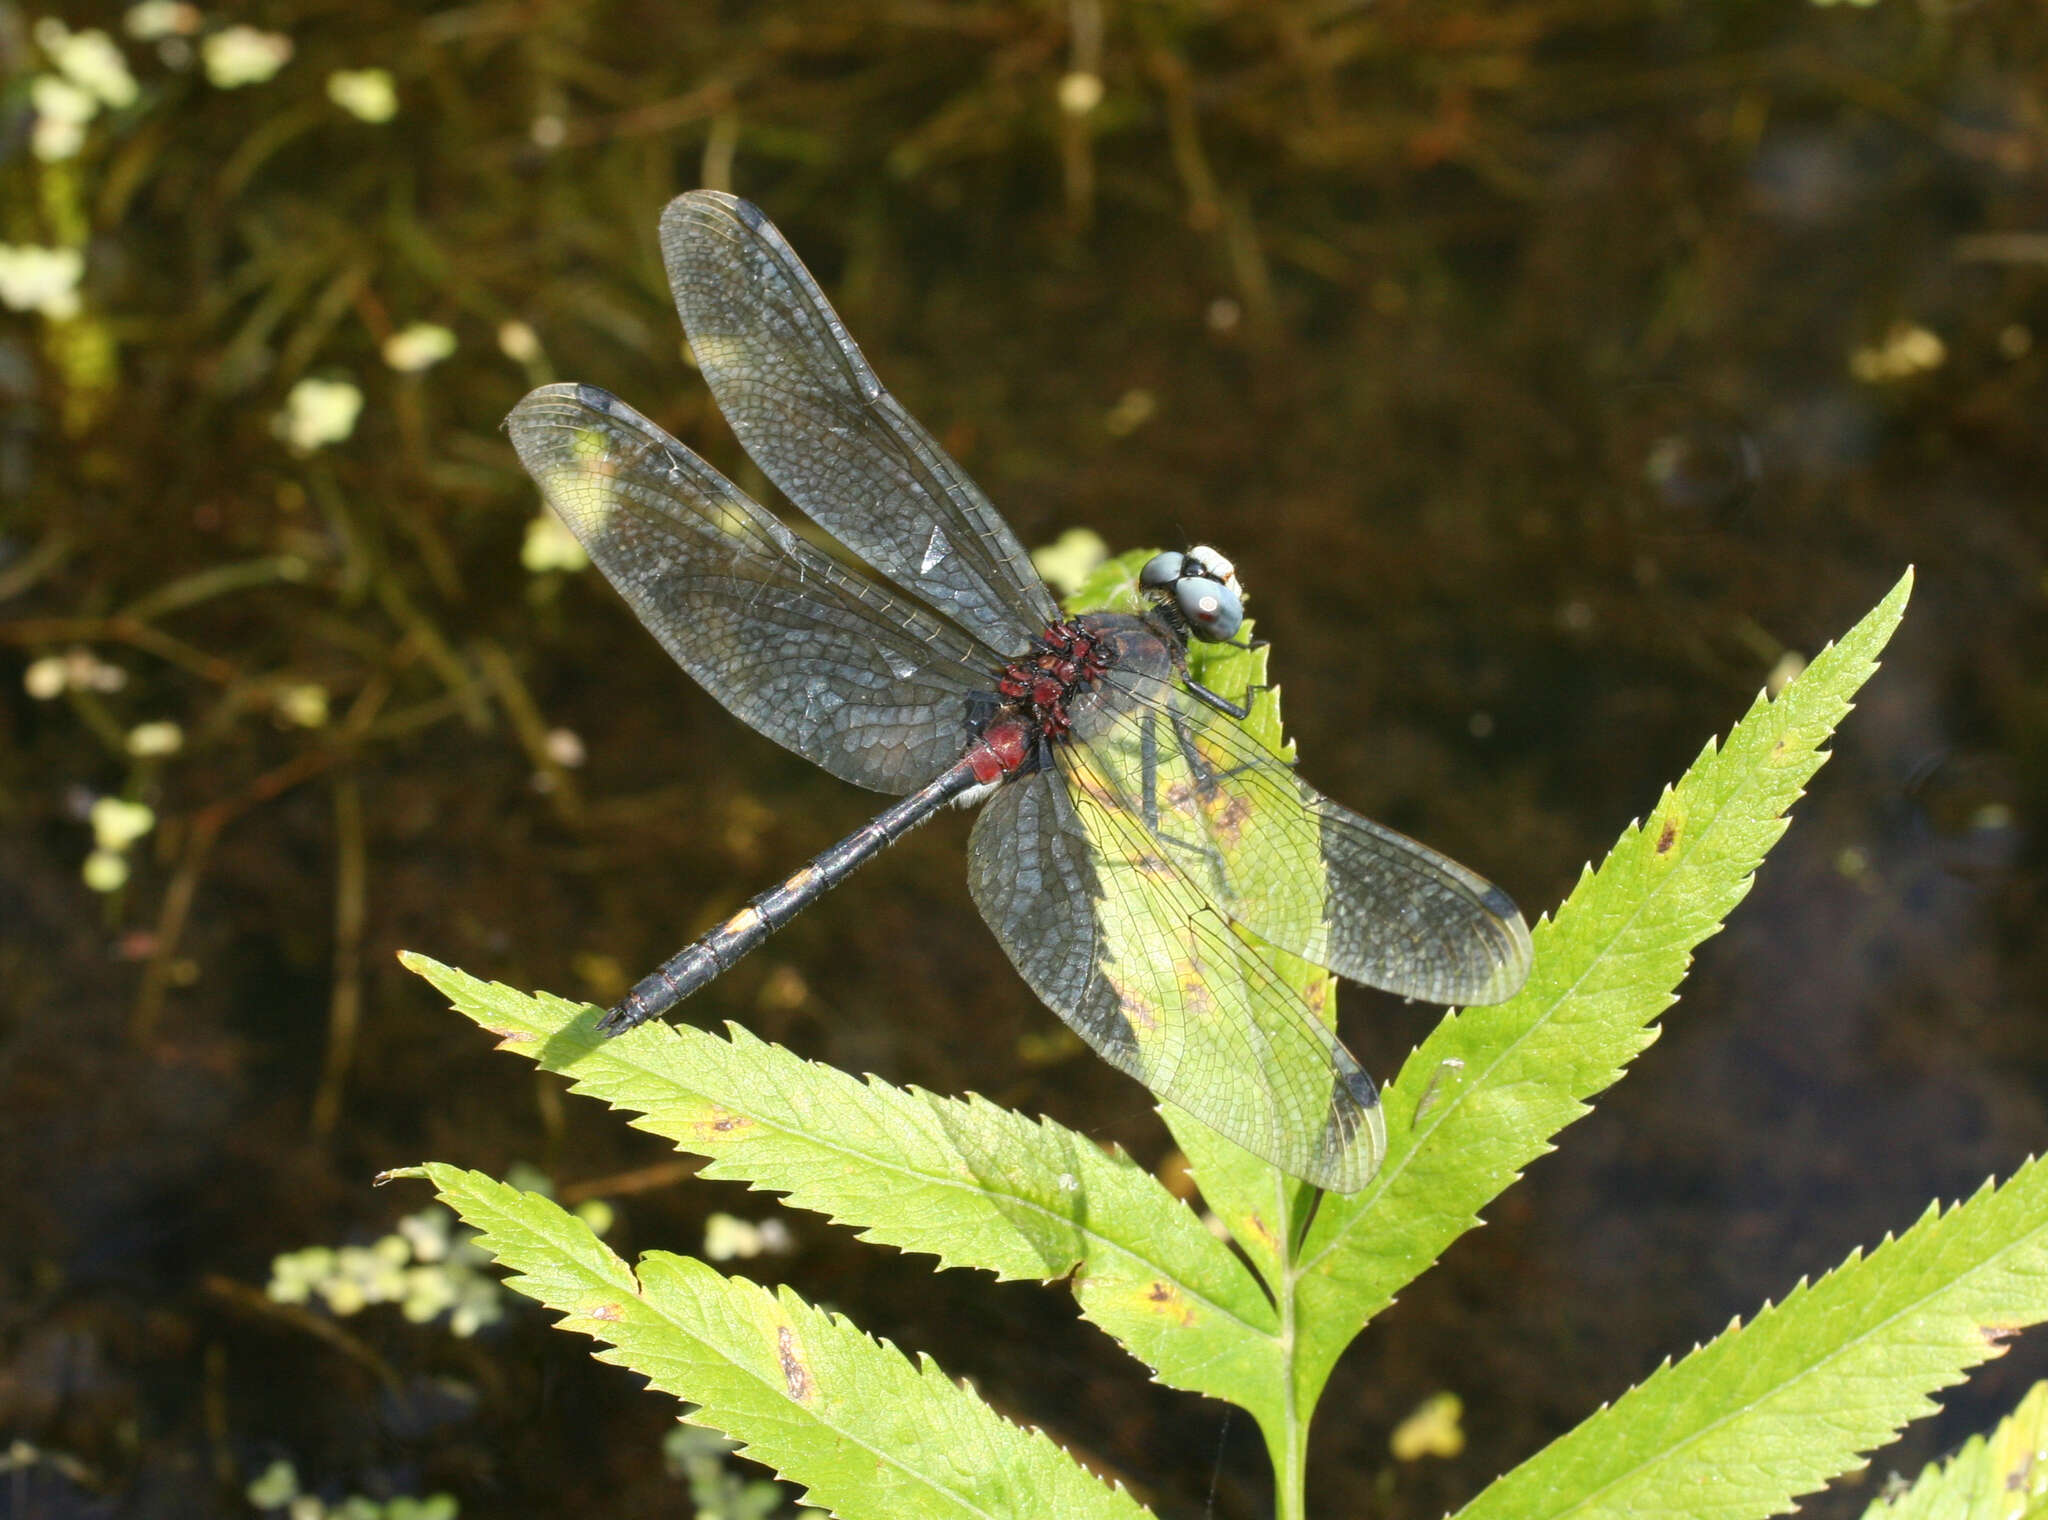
[1270, 1174, 1312, 1520]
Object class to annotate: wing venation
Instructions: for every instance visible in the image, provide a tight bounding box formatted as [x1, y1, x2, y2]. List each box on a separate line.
[507, 383, 988, 795]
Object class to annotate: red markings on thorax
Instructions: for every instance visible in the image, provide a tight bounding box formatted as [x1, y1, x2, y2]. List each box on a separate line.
[997, 621, 1115, 740]
[967, 719, 1030, 784]
[966, 619, 1117, 784]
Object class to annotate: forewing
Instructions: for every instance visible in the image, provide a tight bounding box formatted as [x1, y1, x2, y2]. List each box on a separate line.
[507, 383, 989, 795]
[968, 768, 1386, 1194]
[1094, 663, 1534, 1007]
[659, 191, 1057, 655]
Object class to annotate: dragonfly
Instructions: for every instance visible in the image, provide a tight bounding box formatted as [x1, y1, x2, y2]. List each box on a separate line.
[507, 191, 1532, 1192]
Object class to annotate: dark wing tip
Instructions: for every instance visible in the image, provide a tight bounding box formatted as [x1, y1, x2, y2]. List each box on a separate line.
[1345, 1068, 1381, 1111]
[573, 381, 622, 414]
[1331, 1039, 1381, 1113]
[1319, 1075, 1388, 1193]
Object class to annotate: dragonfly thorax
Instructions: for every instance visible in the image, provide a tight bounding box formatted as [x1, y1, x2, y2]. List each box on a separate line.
[963, 615, 1164, 793]
[993, 619, 1118, 745]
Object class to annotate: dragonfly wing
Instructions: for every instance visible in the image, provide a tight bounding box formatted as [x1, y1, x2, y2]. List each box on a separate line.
[508, 383, 990, 795]
[1094, 664, 1534, 1007]
[968, 767, 1386, 1193]
[659, 191, 1058, 655]
[1312, 794, 1532, 1005]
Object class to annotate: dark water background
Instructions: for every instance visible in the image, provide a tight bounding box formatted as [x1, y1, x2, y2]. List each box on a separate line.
[3, 3, 2046, 1516]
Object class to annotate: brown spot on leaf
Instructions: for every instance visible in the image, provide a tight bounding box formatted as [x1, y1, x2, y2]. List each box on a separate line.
[778, 1324, 812, 1403]
[1143, 1280, 1197, 1327]
[683, 1106, 756, 1144]
[1656, 818, 1679, 854]
[587, 1302, 624, 1322]
[1981, 1321, 2024, 1348]
[1240, 1212, 1278, 1253]
[1201, 790, 1253, 846]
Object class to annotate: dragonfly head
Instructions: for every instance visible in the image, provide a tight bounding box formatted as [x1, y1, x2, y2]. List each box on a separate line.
[1139, 546, 1245, 642]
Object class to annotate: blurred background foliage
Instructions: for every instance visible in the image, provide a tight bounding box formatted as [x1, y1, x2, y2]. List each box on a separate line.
[2, 1, 2046, 1516]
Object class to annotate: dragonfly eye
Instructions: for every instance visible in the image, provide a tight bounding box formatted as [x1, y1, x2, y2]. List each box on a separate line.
[1176, 575, 1243, 640]
[1138, 551, 1185, 591]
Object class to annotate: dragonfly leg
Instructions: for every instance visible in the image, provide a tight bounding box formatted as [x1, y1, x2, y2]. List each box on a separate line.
[1168, 703, 1262, 791]
[1181, 676, 1268, 721]
[1135, 705, 1239, 898]
[1139, 707, 1161, 832]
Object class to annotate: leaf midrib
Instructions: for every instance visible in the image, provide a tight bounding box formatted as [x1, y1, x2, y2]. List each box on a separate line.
[590, 1033, 1284, 1341]
[1501, 1195, 2048, 1520]
[504, 1202, 1034, 1520]
[1303, 700, 1815, 1283]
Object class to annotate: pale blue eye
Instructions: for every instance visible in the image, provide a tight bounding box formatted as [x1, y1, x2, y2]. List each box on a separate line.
[1139, 551, 1185, 591]
[1177, 575, 1243, 640]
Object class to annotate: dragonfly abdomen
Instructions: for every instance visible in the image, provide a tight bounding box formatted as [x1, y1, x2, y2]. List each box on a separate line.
[599, 723, 1035, 1036]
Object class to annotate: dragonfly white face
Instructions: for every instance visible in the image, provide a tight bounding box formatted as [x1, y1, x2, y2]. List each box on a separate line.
[1185, 545, 1238, 591]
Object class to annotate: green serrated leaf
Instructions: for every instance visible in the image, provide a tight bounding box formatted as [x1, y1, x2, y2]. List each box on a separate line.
[1292, 569, 1915, 1402]
[418, 1165, 1151, 1520]
[1863, 1378, 2048, 1520]
[1459, 1157, 2048, 1520]
[402, 955, 1287, 1422]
